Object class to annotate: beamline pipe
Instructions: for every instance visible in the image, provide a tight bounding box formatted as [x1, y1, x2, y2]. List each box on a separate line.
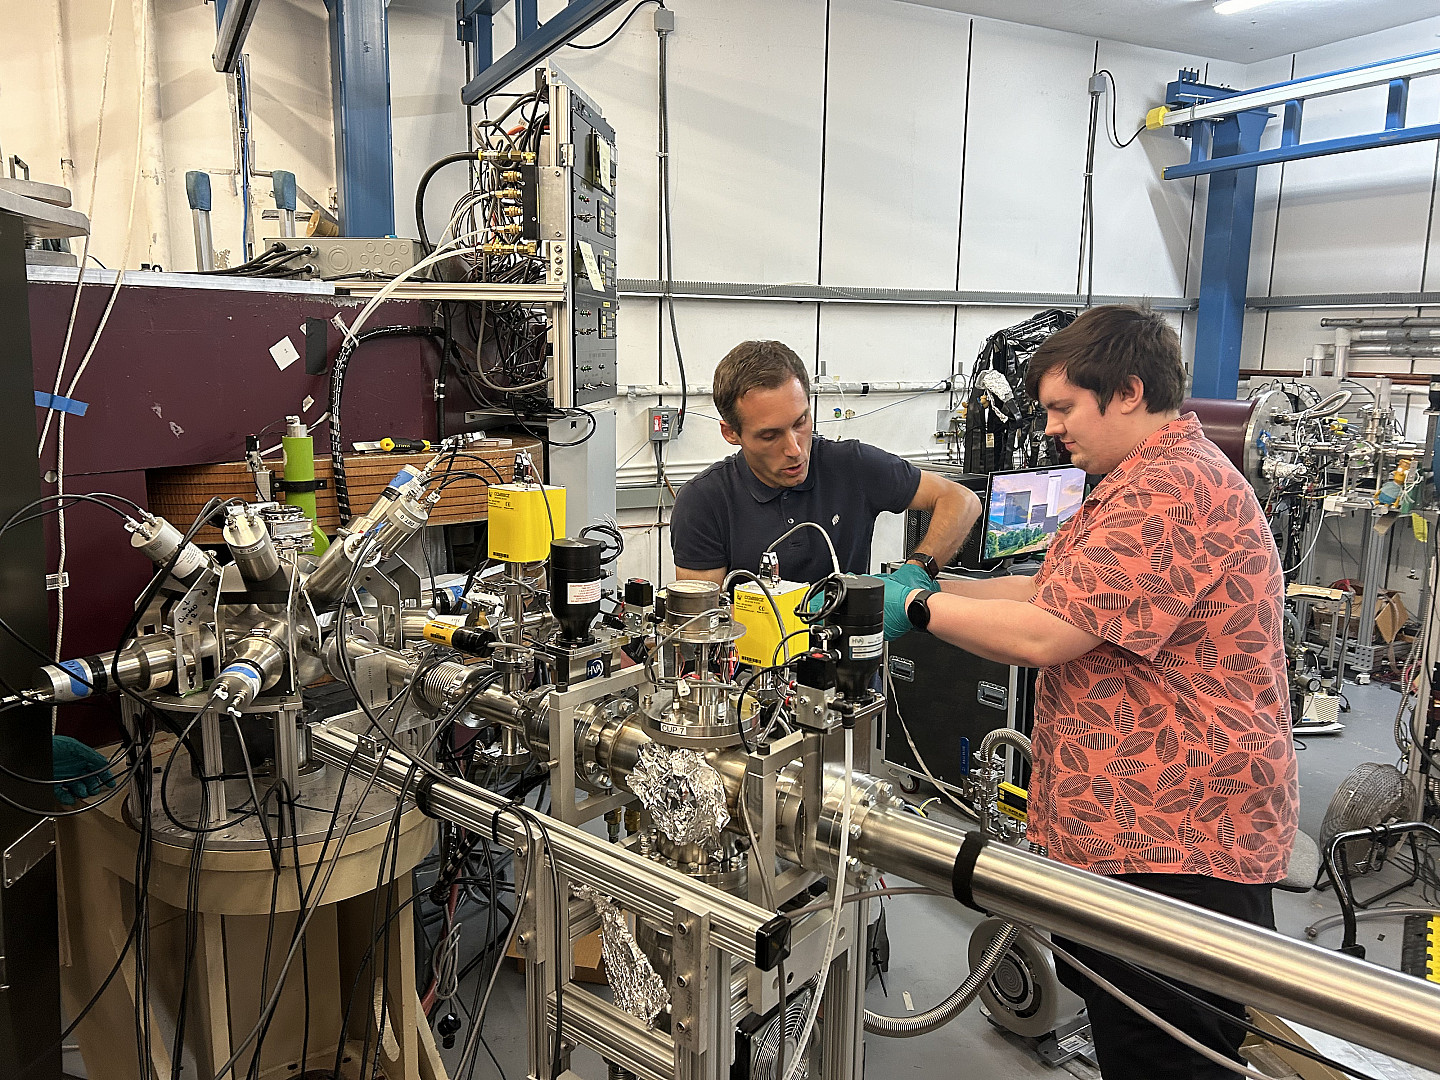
[851, 802, 1440, 1072]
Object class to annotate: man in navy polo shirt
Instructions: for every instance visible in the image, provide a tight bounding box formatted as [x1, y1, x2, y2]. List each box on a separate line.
[671, 340, 977, 586]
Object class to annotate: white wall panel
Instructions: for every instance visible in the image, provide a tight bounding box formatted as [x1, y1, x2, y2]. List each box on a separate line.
[1088, 47, 1236, 299]
[820, 0, 970, 289]
[660, 0, 828, 284]
[957, 18, 1093, 294]
[390, 1, 469, 245]
[1265, 18, 1440, 297]
[1242, 54, 1297, 300]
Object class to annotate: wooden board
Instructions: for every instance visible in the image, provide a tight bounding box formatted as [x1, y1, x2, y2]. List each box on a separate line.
[147, 436, 542, 543]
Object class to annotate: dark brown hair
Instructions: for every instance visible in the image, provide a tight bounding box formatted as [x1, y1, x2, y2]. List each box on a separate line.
[712, 340, 811, 432]
[1024, 305, 1185, 414]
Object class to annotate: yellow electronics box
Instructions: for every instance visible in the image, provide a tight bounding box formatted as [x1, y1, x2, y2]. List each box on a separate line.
[733, 579, 809, 667]
[488, 484, 566, 562]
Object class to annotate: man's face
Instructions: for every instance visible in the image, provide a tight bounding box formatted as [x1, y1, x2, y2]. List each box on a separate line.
[1038, 367, 1136, 477]
[721, 377, 813, 488]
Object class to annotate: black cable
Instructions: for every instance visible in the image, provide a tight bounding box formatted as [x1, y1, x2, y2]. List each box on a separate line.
[565, 0, 660, 49]
[1096, 70, 1145, 149]
[1092, 946, 1385, 1080]
[415, 152, 479, 255]
[655, 11, 688, 433]
[329, 325, 444, 521]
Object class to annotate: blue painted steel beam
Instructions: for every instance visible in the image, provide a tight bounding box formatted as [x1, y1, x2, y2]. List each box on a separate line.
[516, 0, 538, 48]
[213, 0, 262, 73]
[460, 0, 626, 105]
[456, 0, 494, 71]
[1190, 109, 1271, 399]
[1165, 120, 1440, 179]
[327, 0, 396, 236]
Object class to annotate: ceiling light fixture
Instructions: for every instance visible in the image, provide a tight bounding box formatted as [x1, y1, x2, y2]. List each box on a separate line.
[1214, 0, 1276, 14]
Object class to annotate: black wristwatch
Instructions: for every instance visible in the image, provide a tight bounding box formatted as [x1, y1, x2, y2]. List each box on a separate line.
[906, 552, 939, 580]
[907, 591, 933, 633]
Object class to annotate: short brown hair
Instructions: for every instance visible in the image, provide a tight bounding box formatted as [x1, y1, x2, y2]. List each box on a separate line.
[1024, 305, 1185, 414]
[712, 340, 811, 432]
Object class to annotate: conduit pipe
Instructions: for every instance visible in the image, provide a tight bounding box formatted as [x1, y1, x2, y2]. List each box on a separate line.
[619, 381, 951, 399]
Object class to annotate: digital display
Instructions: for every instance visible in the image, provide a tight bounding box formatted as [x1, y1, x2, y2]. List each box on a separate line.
[981, 466, 1087, 562]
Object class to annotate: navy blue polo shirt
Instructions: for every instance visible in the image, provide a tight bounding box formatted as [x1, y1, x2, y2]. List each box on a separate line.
[670, 437, 921, 582]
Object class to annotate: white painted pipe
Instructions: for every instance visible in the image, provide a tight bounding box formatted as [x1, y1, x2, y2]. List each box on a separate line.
[618, 381, 950, 399]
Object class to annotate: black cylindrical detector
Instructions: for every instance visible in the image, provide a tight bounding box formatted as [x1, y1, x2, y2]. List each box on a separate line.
[831, 574, 885, 699]
[551, 537, 604, 644]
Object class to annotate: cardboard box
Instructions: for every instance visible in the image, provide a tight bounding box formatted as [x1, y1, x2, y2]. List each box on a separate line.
[1308, 587, 1409, 645]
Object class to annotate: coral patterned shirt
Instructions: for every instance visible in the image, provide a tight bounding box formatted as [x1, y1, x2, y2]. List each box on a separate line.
[1027, 413, 1297, 883]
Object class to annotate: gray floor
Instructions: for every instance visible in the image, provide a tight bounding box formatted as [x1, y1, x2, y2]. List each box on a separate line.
[436, 679, 1440, 1080]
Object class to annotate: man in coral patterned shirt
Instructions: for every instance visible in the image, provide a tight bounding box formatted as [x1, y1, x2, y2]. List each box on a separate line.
[880, 305, 1297, 1079]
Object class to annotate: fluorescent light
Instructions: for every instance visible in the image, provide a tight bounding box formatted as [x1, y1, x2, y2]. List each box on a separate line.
[1214, 0, 1274, 14]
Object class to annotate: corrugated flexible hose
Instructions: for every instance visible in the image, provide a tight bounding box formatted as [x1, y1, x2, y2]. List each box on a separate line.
[863, 727, 1032, 1038]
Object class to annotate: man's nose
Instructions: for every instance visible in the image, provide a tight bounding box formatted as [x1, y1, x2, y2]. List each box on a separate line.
[1045, 414, 1062, 437]
[783, 431, 802, 457]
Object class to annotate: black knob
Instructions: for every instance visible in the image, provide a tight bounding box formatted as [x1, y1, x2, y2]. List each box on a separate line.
[438, 1012, 461, 1049]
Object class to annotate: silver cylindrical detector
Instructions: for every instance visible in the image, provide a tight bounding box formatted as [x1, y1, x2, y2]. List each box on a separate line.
[223, 504, 282, 584]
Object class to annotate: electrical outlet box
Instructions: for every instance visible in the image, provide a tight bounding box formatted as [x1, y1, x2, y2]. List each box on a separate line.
[263, 237, 420, 279]
[648, 406, 680, 442]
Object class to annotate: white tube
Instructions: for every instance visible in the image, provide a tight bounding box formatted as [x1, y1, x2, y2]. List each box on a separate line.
[783, 727, 853, 1080]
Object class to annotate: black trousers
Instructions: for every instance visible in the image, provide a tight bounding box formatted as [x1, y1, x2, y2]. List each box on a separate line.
[1054, 873, 1275, 1080]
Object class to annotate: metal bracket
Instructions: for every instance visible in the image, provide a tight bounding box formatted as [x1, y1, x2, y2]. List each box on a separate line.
[669, 902, 712, 1055]
[4, 818, 56, 887]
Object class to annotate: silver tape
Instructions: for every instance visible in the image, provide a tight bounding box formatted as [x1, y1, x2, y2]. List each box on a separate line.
[626, 742, 731, 847]
[574, 884, 670, 1027]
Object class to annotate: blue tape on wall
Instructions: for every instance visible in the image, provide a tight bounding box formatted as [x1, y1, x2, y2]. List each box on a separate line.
[35, 391, 89, 417]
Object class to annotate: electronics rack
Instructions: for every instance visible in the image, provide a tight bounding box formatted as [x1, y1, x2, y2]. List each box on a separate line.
[539, 64, 618, 409]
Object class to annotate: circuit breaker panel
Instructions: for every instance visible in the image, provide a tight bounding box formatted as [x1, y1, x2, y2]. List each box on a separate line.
[539, 65, 618, 409]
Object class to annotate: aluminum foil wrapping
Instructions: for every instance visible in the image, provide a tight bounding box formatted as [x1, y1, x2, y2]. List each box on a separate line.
[574, 884, 670, 1028]
[626, 742, 731, 846]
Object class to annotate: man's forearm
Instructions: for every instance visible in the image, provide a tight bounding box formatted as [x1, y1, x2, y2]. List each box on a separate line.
[907, 588, 1100, 667]
[938, 575, 1038, 601]
[911, 482, 982, 565]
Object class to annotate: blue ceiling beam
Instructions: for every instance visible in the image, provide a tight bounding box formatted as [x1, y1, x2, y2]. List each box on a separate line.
[1166, 120, 1440, 180]
[459, 0, 626, 105]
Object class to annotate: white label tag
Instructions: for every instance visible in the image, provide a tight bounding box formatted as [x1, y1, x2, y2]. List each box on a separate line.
[849, 631, 884, 660]
[170, 545, 206, 580]
[270, 336, 300, 371]
[567, 580, 602, 605]
[578, 241, 604, 290]
[597, 137, 613, 192]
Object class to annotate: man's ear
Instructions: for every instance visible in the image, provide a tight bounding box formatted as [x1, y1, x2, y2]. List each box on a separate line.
[1114, 375, 1147, 415]
[720, 421, 742, 447]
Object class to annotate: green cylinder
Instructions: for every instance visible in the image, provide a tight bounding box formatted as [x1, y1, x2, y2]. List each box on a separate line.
[281, 434, 330, 554]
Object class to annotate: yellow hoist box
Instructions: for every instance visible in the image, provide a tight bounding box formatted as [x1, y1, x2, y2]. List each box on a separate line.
[733, 579, 809, 668]
[487, 484, 566, 562]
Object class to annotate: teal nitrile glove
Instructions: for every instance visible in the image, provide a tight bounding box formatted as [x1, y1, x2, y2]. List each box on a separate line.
[879, 573, 925, 641]
[889, 561, 941, 597]
[53, 735, 115, 806]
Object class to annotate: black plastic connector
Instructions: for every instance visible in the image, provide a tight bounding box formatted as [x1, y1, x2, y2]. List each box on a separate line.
[755, 914, 792, 971]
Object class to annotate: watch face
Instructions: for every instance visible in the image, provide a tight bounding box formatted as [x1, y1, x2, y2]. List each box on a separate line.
[907, 593, 931, 631]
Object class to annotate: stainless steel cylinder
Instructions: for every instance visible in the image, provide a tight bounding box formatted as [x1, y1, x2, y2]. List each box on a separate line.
[127, 514, 209, 582]
[849, 801, 1440, 1072]
[223, 505, 282, 583]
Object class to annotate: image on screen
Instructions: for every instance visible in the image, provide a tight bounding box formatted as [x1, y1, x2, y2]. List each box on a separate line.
[981, 466, 1087, 562]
